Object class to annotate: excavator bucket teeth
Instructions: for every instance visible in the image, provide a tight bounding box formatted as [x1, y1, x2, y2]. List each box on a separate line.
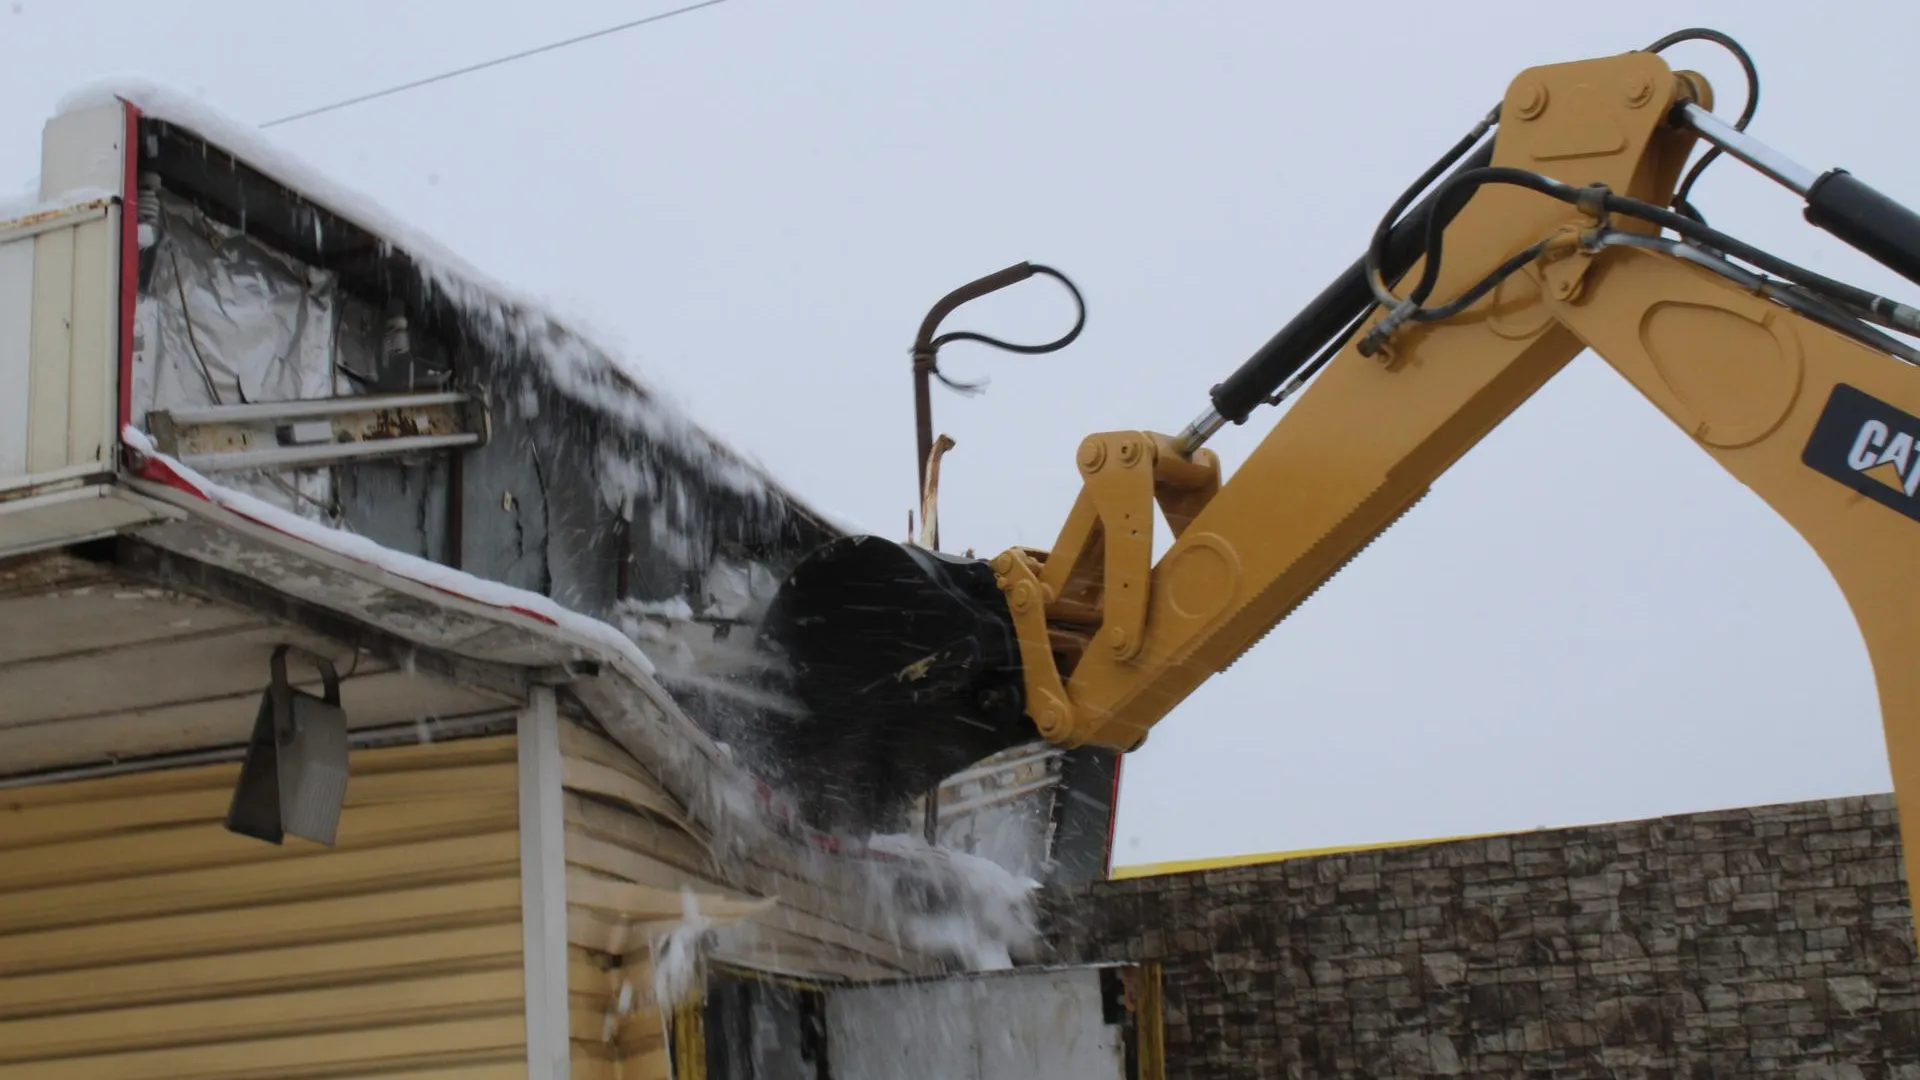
[753, 536, 1035, 829]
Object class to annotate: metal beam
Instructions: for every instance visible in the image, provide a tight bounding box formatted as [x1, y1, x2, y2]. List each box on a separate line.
[147, 390, 486, 474]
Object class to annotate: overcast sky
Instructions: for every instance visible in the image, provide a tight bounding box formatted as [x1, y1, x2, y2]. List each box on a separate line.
[6, 1, 1917, 868]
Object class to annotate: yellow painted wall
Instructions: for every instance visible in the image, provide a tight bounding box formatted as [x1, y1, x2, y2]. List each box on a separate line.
[1109, 830, 1506, 880]
[0, 734, 528, 1079]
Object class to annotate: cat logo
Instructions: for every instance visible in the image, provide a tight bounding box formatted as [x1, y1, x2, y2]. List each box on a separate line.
[1803, 383, 1920, 523]
[1847, 418, 1920, 497]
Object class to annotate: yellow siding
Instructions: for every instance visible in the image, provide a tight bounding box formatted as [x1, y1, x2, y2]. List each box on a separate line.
[557, 718, 941, 1079]
[560, 720, 711, 1080]
[0, 734, 528, 1079]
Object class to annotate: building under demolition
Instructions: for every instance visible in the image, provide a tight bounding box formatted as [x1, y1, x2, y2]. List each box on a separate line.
[0, 85, 1137, 1079]
[7, 77, 1920, 1080]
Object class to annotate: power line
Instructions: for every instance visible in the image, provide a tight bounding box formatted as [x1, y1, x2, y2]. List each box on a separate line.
[260, 0, 733, 129]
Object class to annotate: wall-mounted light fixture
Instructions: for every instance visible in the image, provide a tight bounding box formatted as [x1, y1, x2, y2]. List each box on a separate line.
[225, 644, 350, 846]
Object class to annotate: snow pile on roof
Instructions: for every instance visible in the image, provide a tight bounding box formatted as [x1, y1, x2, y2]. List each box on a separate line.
[57, 76, 820, 513]
[121, 424, 658, 677]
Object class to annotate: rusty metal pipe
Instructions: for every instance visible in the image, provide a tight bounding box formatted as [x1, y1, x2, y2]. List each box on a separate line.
[908, 262, 1087, 498]
[911, 262, 1040, 495]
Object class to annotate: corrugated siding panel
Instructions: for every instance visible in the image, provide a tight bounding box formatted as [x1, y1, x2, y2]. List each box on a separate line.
[556, 718, 934, 1080]
[0, 733, 528, 1079]
[560, 720, 704, 1080]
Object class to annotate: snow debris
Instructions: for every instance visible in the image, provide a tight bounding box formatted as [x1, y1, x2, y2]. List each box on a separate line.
[618, 595, 696, 622]
[702, 559, 781, 622]
[59, 76, 821, 514]
[858, 832, 1043, 972]
[609, 597, 698, 673]
[648, 886, 715, 1010]
[122, 425, 657, 677]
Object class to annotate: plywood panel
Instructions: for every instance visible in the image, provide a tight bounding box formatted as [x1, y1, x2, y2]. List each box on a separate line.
[0, 587, 256, 666]
[0, 623, 354, 727]
[0, 551, 116, 601]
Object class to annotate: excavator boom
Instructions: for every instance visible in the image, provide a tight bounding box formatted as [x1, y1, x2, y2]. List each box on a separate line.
[755, 27, 1920, 932]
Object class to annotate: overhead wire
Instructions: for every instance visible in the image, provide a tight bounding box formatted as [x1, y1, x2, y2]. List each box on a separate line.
[259, 0, 734, 128]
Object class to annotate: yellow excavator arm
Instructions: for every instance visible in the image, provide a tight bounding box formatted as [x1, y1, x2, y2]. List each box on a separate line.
[756, 31, 1920, 895]
[989, 42, 1920, 885]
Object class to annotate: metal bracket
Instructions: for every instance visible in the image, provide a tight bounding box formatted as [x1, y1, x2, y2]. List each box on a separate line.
[1070, 433, 1157, 664]
[147, 390, 488, 474]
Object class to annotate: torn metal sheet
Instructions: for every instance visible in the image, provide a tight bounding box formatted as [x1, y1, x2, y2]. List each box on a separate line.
[134, 190, 346, 518]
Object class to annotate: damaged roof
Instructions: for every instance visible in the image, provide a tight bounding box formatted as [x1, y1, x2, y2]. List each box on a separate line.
[13, 78, 1116, 897]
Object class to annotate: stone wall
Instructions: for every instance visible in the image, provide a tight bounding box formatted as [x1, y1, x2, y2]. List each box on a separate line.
[1041, 794, 1920, 1079]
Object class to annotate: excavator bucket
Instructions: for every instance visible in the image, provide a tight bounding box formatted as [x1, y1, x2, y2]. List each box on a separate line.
[753, 535, 1038, 828]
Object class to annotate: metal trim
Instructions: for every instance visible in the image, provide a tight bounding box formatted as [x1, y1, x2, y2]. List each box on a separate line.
[158, 390, 470, 426]
[175, 432, 479, 473]
[518, 686, 572, 1080]
[0, 199, 112, 245]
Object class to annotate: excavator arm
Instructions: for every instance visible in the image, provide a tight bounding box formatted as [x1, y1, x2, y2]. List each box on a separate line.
[1003, 46, 1745, 753]
[756, 34, 1920, 892]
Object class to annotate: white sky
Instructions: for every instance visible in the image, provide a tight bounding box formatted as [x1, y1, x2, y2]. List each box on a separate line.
[6, 1, 1916, 868]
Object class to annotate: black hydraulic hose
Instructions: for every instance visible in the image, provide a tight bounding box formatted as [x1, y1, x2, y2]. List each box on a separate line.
[1207, 138, 1497, 426]
[1356, 165, 1919, 350]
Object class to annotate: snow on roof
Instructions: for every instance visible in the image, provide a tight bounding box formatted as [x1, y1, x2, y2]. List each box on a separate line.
[56, 76, 840, 523]
[121, 424, 660, 676]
